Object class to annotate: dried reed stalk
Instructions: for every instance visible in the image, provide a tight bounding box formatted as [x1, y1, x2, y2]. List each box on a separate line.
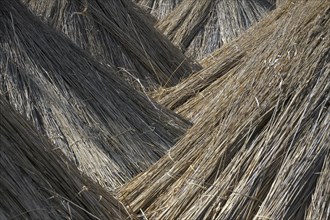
[306, 151, 330, 220]
[0, 0, 190, 190]
[22, 0, 200, 91]
[156, 0, 273, 60]
[118, 1, 330, 219]
[133, 0, 182, 20]
[0, 98, 131, 220]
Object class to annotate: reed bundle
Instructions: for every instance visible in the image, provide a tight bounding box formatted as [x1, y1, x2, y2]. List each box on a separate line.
[118, 1, 329, 219]
[0, 98, 130, 220]
[22, 0, 200, 91]
[0, 0, 190, 190]
[156, 0, 273, 60]
[306, 151, 330, 220]
[153, 0, 325, 122]
[133, 0, 182, 20]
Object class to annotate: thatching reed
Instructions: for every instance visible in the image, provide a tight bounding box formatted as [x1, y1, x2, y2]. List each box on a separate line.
[0, 98, 130, 220]
[118, 1, 330, 219]
[21, 0, 200, 91]
[156, 0, 273, 60]
[276, 0, 286, 6]
[306, 151, 330, 220]
[0, 0, 190, 190]
[267, 0, 276, 6]
[152, 0, 326, 121]
[133, 0, 182, 20]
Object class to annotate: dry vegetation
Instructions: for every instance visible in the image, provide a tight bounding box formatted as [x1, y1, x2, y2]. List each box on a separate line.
[0, 98, 130, 219]
[156, 0, 274, 60]
[22, 0, 200, 91]
[1, 0, 329, 219]
[133, 0, 182, 20]
[306, 151, 330, 219]
[0, 0, 190, 190]
[118, 1, 329, 219]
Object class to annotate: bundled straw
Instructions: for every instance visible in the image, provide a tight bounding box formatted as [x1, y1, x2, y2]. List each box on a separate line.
[118, 1, 329, 219]
[153, 0, 326, 122]
[276, 0, 286, 6]
[22, 0, 200, 91]
[156, 0, 273, 60]
[133, 0, 182, 20]
[306, 151, 330, 220]
[0, 0, 190, 190]
[0, 98, 130, 220]
[267, 0, 276, 6]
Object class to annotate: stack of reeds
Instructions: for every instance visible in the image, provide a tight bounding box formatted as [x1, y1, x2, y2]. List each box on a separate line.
[21, 0, 200, 91]
[156, 0, 274, 60]
[267, 0, 277, 7]
[306, 151, 330, 220]
[118, 1, 330, 219]
[276, 0, 286, 6]
[133, 0, 182, 20]
[0, 0, 190, 190]
[0, 98, 130, 219]
[152, 0, 326, 122]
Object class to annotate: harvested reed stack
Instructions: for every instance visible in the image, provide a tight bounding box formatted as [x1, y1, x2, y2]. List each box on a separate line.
[276, 0, 286, 6]
[152, 0, 326, 121]
[267, 0, 276, 6]
[118, 1, 330, 219]
[0, 98, 130, 219]
[0, 0, 190, 190]
[306, 151, 330, 220]
[156, 0, 273, 60]
[21, 0, 199, 91]
[133, 0, 182, 20]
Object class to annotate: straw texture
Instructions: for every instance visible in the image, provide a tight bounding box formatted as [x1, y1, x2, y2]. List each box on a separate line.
[306, 151, 330, 220]
[157, 0, 273, 60]
[118, 1, 330, 219]
[276, 0, 286, 6]
[22, 0, 200, 91]
[133, 0, 182, 20]
[153, 0, 327, 122]
[0, 0, 190, 190]
[0, 98, 130, 220]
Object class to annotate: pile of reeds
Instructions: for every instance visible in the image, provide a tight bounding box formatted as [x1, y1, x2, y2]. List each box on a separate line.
[22, 0, 200, 91]
[276, 0, 286, 6]
[118, 1, 329, 219]
[306, 151, 330, 220]
[268, 0, 276, 6]
[0, 0, 190, 190]
[1, 0, 328, 219]
[152, 0, 324, 121]
[0, 98, 130, 220]
[133, 0, 182, 20]
[156, 0, 274, 60]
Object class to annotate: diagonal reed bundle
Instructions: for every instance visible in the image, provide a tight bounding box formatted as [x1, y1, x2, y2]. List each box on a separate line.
[21, 0, 200, 91]
[276, 0, 286, 6]
[152, 0, 325, 122]
[156, 0, 273, 60]
[306, 151, 330, 220]
[133, 0, 183, 20]
[202, 109, 329, 220]
[267, 0, 276, 6]
[0, 98, 130, 220]
[118, 1, 330, 219]
[0, 0, 190, 190]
